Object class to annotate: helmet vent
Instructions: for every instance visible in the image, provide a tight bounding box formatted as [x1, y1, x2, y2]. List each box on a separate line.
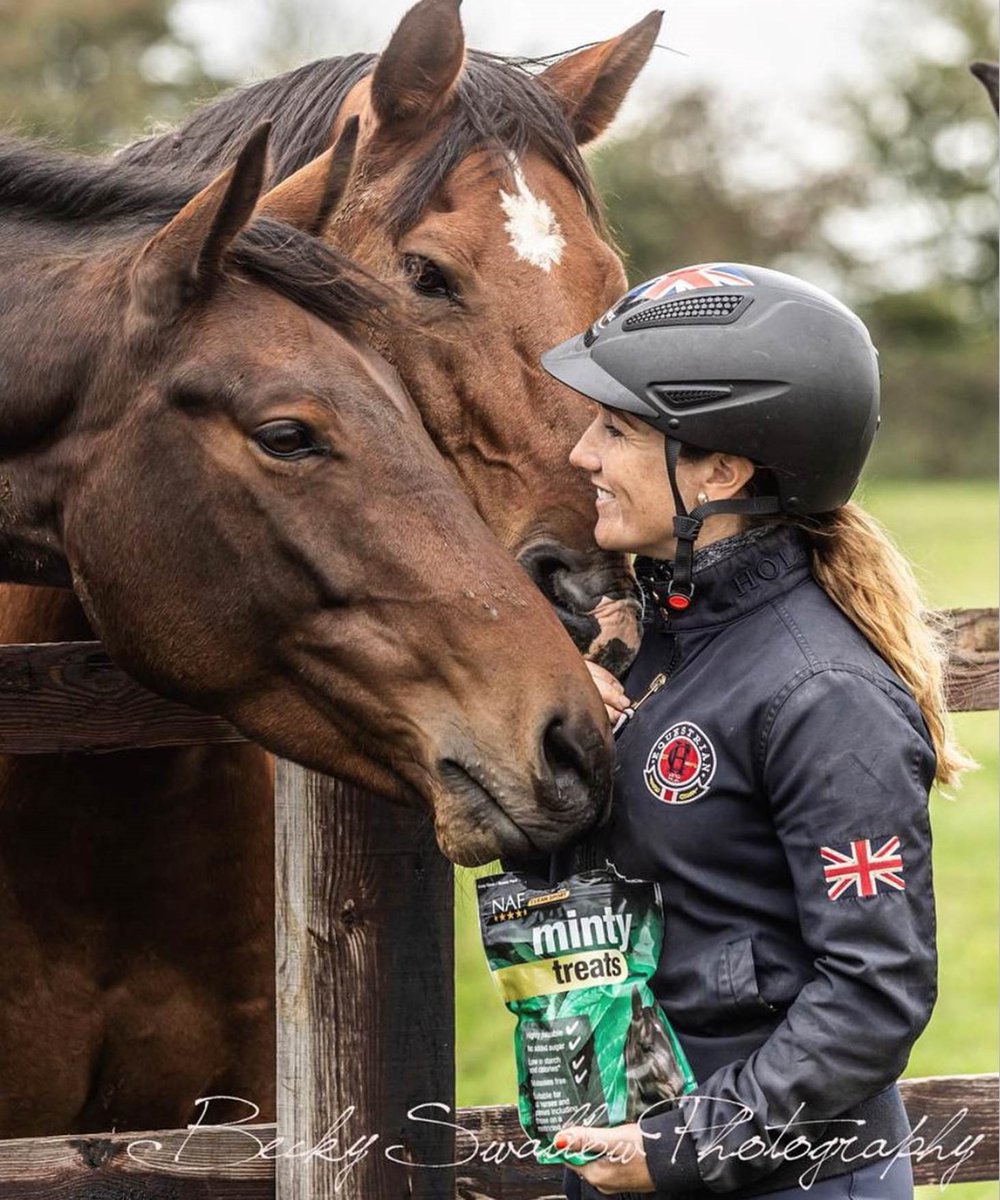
[624, 293, 751, 330]
[650, 385, 733, 408]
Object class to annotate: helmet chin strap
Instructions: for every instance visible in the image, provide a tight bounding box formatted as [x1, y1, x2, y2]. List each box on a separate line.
[664, 438, 782, 610]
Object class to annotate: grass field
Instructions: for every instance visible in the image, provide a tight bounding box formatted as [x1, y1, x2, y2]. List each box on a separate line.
[454, 479, 998, 1199]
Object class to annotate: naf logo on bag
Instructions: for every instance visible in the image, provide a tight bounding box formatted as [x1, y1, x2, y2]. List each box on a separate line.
[644, 722, 716, 805]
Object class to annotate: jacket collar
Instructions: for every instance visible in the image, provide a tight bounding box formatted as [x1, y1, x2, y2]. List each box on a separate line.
[635, 524, 813, 630]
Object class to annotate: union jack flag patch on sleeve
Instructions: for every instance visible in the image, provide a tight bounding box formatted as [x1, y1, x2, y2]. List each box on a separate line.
[819, 836, 906, 901]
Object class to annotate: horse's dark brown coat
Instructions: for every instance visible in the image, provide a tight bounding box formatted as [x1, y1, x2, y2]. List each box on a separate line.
[1, 0, 661, 1135]
[0, 117, 615, 1135]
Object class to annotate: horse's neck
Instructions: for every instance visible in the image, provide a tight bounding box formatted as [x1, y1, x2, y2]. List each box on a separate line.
[0, 239, 117, 587]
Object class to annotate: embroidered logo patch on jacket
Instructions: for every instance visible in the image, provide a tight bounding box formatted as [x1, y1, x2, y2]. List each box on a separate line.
[644, 722, 716, 805]
[819, 836, 905, 900]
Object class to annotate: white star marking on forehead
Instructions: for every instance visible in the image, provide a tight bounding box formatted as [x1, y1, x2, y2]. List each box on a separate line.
[499, 160, 566, 272]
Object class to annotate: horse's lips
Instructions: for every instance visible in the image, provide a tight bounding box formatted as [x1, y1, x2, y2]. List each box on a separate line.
[435, 759, 541, 861]
[570, 593, 643, 676]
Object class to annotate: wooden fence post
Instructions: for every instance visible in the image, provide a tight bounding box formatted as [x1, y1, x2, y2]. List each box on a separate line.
[274, 764, 456, 1199]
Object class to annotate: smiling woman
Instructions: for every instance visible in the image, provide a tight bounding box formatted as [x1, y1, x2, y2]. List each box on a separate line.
[527, 261, 972, 1200]
[569, 407, 754, 558]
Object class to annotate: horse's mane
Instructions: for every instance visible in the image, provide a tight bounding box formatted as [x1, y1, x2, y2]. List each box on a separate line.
[123, 53, 375, 182]
[120, 50, 607, 238]
[0, 137, 389, 331]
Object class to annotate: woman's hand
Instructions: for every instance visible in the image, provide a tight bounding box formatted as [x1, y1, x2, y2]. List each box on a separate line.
[556, 1123, 656, 1193]
[585, 661, 630, 724]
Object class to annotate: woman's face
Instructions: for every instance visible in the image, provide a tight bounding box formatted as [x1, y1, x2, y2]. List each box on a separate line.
[569, 406, 680, 556]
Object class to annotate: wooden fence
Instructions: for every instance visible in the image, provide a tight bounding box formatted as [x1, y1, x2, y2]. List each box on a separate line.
[0, 606, 996, 1199]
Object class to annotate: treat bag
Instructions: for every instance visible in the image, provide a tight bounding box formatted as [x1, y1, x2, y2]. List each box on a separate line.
[477, 867, 696, 1167]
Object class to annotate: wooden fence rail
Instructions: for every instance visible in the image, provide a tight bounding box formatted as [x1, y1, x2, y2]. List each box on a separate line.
[0, 607, 996, 1199]
[0, 1075, 995, 1197]
[0, 608, 995, 756]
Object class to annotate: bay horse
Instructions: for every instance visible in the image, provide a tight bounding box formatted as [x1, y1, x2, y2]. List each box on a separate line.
[0, 127, 613, 1136]
[0, 1, 662, 1136]
[121, 0, 660, 662]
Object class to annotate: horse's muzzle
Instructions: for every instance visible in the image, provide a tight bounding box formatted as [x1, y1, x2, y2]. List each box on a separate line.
[517, 540, 642, 676]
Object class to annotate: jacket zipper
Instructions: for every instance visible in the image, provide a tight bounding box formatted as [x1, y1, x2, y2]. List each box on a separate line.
[611, 672, 666, 738]
[612, 635, 681, 741]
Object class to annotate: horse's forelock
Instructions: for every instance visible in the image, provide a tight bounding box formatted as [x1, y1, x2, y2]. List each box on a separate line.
[232, 218, 394, 334]
[387, 51, 607, 239]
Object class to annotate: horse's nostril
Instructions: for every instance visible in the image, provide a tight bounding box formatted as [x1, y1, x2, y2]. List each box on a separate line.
[541, 714, 590, 808]
[517, 542, 575, 607]
[517, 541, 606, 655]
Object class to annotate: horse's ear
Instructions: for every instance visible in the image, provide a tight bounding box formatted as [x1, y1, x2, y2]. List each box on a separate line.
[255, 117, 359, 235]
[539, 11, 662, 145]
[131, 123, 271, 320]
[631, 988, 642, 1017]
[970, 62, 999, 114]
[370, 0, 465, 129]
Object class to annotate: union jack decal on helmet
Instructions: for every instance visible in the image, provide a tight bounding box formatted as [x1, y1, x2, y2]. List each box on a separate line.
[591, 264, 755, 336]
[637, 263, 755, 299]
[819, 836, 906, 901]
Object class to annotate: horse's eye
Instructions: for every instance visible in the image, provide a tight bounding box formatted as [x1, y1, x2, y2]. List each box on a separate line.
[402, 253, 456, 300]
[253, 420, 323, 460]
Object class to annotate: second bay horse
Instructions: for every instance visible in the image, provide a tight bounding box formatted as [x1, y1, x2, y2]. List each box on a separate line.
[0, 0, 664, 1135]
[0, 127, 611, 1136]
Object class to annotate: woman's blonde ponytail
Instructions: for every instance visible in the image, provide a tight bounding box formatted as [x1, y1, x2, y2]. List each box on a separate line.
[802, 503, 975, 789]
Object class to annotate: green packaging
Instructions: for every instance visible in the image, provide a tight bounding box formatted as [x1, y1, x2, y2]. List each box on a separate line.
[477, 866, 696, 1167]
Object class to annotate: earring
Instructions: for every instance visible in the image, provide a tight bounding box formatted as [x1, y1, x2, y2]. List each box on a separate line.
[697, 491, 710, 506]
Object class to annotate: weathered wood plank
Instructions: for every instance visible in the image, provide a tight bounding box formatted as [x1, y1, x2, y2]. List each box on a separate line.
[452, 1074, 1000, 1194]
[0, 640, 243, 752]
[942, 607, 999, 711]
[274, 767, 455, 1200]
[898, 1074, 1000, 1185]
[0, 1120, 274, 1197]
[0, 1076, 994, 1196]
[0, 608, 995, 752]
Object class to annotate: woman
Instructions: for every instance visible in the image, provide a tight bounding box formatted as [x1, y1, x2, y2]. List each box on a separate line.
[538, 264, 971, 1199]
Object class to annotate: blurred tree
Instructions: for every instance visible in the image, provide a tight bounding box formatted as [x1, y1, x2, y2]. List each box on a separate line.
[0, 0, 229, 151]
[251, 0, 382, 74]
[834, 0, 998, 477]
[832, 0, 997, 320]
[591, 0, 997, 479]
[590, 88, 864, 291]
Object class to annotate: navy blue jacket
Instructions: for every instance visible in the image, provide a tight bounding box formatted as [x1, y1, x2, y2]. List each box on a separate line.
[560, 525, 937, 1198]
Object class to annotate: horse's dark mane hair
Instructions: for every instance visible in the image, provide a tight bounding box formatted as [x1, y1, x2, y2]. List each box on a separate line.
[120, 50, 607, 238]
[234, 219, 390, 332]
[0, 136, 389, 331]
[123, 53, 376, 182]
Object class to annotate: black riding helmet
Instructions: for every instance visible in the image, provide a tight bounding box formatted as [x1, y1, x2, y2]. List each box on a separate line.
[541, 262, 880, 609]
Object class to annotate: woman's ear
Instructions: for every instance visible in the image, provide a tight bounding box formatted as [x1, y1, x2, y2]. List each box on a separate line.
[706, 453, 756, 498]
